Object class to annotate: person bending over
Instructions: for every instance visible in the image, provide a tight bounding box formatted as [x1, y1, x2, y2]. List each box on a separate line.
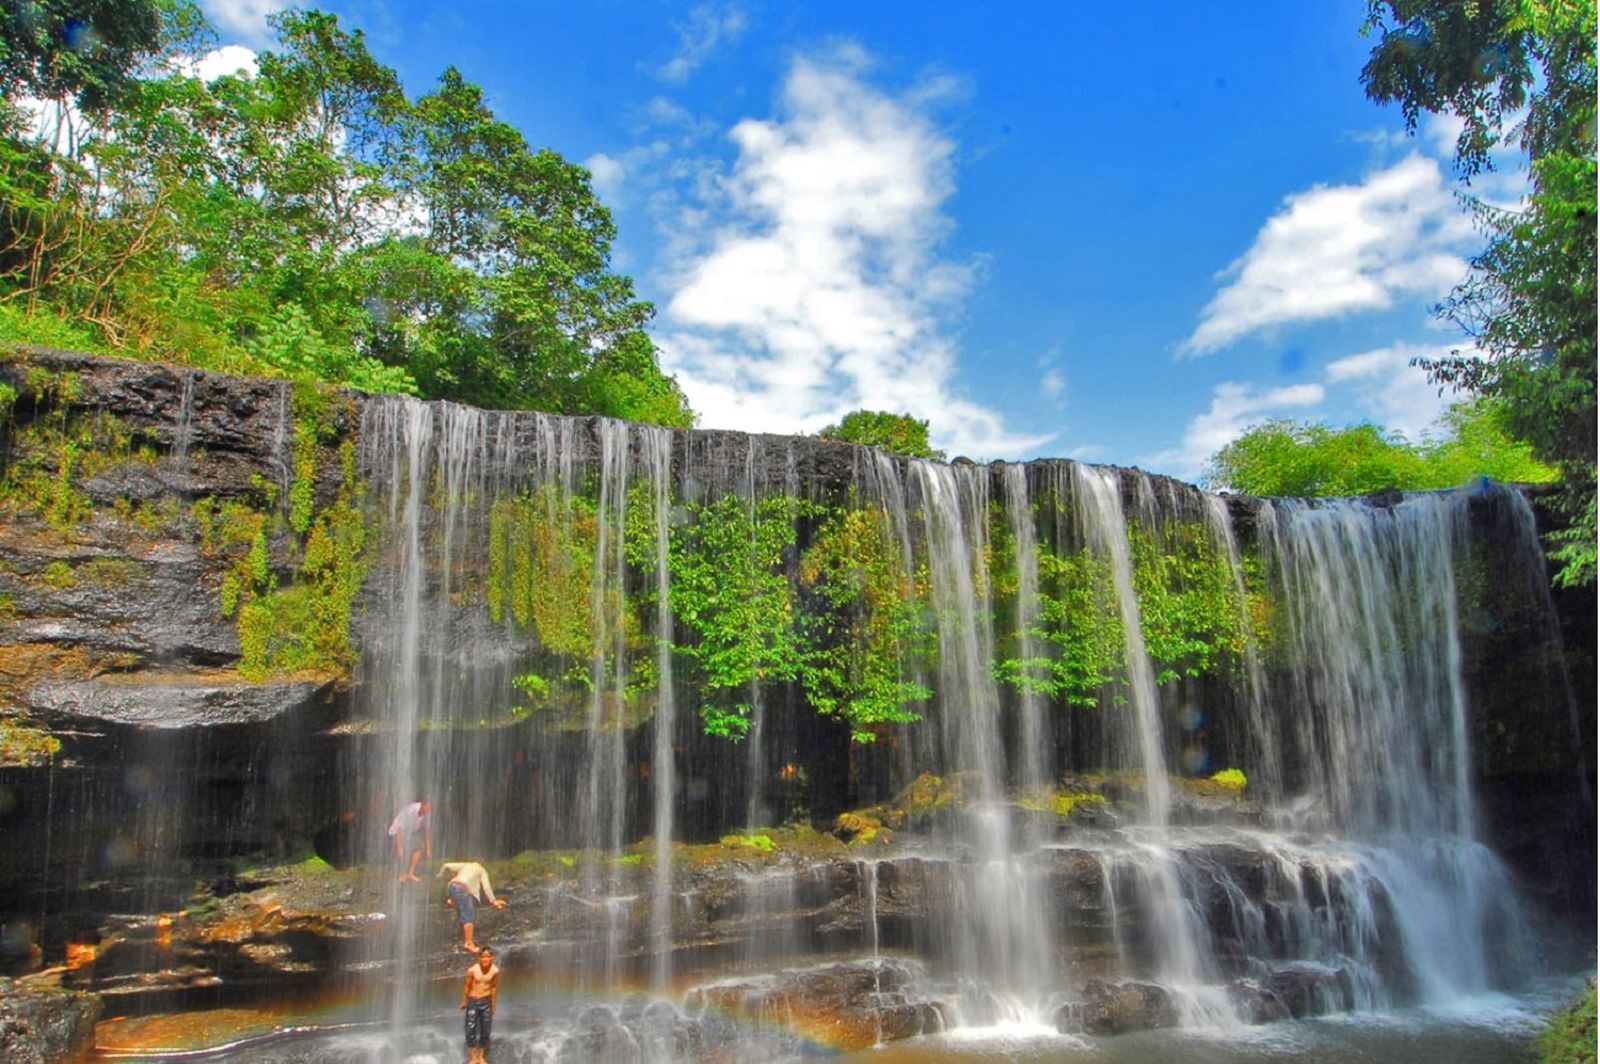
[460, 945, 499, 1064]
[439, 860, 507, 952]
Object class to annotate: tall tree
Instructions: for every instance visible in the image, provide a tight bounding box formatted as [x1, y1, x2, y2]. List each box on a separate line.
[383, 66, 690, 423]
[1360, 0, 1597, 585]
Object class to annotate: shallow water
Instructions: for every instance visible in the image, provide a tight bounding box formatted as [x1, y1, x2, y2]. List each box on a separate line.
[121, 984, 1571, 1064]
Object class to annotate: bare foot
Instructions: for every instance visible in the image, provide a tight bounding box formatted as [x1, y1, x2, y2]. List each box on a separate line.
[462, 942, 478, 953]
[403, 874, 422, 883]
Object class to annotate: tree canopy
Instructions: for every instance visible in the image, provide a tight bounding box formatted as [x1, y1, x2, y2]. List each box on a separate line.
[1360, 0, 1596, 584]
[1204, 399, 1556, 496]
[818, 410, 945, 460]
[0, 4, 692, 428]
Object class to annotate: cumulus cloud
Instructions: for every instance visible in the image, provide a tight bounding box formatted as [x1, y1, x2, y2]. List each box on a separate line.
[1145, 338, 1481, 481]
[584, 152, 625, 204]
[200, 0, 287, 46]
[174, 45, 259, 82]
[1142, 382, 1326, 481]
[658, 3, 747, 84]
[1324, 340, 1471, 439]
[1180, 153, 1472, 355]
[655, 50, 1052, 460]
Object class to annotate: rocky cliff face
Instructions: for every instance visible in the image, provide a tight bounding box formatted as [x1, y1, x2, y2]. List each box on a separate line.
[0, 349, 1592, 1055]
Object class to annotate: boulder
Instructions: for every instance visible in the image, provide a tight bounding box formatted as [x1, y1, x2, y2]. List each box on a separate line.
[0, 980, 100, 1064]
[685, 960, 944, 1049]
[1071, 979, 1179, 1035]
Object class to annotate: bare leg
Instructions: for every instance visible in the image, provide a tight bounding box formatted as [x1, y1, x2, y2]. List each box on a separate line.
[461, 920, 476, 951]
[404, 847, 423, 883]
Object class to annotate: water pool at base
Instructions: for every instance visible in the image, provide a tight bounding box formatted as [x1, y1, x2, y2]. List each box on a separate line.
[111, 984, 1573, 1064]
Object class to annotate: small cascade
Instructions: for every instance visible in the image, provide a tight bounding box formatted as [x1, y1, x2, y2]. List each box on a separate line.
[171, 370, 195, 467]
[267, 380, 291, 510]
[1202, 494, 1282, 803]
[1003, 464, 1049, 800]
[1072, 465, 1236, 1024]
[741, 436, 770, 830]
[646, 425, 678, 992]
[860, 858, 884, 1047]
[1073, 465, 1172, 825]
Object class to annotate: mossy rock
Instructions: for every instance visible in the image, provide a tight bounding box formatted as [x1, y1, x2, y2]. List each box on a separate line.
[0, 720, 60, 766]
[833, 811, 891, 847]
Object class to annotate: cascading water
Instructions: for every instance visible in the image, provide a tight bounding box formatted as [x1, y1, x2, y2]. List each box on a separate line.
[909, 460, 1055, 1024]
[1072, 465, 1235, 1025]
[121, 385, 1567, 1061]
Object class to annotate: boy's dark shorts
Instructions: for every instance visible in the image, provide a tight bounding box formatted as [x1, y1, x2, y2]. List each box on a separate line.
[464, 997, 492, 1047]
[448, 882, 477, 925]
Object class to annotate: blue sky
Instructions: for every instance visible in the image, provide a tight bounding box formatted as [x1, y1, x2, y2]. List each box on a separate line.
[199, 1, 1523, 482]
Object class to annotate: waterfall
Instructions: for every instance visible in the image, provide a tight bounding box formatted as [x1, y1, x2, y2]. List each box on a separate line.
[331, 401, 1554, 1045]
[910, 460, 1054, 1022]
[13, 347, 1590, 1064]
[1241, 489, 1536, 1000]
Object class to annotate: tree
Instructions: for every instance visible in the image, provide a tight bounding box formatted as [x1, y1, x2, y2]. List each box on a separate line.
[375, 66, 691, 423]
[1360, 0, 1597, 585]
[0, 6, 693, 425]
[1204, 399, 1556, 496]
[0, 0, 165, 111]
[818, 410, 945, 459]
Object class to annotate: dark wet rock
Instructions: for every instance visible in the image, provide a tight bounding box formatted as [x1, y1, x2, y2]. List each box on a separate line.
[685, 960, 943, 1049]
[1230, 966, 1354, 1025]
[0, 979, 100, 1064]
[25, 673, 334, 729]
[1073, 979, 1179, 1035]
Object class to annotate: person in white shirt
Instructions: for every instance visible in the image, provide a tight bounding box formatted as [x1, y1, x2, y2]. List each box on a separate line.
[439, 860, 507, 951]
[387, 799, 432, 883]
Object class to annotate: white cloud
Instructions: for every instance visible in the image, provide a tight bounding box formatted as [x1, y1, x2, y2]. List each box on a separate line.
[1180, 153, 1472, 355]
[1041, 369, 1066, 403]
[1038, 346, 1066, 405]
[174, 45, 259, 82]
[199, 0, 287, 46]
[658, 3, 748, 84]
[1144, 338, 1483, 483]
[1142, 381, 1326, 482]
[584, 152, 625, 204]
[654, 49, 1051, 460]
[1324, 340, 1469, 439]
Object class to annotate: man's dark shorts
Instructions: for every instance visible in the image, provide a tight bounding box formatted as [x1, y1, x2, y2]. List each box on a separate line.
[464, 996, 492, 1047]
[448, 882, 477, 925]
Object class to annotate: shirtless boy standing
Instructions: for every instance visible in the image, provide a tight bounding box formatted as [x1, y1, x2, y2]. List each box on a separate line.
[460, 946, 499, 1064]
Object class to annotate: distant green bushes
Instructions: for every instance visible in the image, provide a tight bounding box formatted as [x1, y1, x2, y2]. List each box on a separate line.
[1204, 400, 1556, 498]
